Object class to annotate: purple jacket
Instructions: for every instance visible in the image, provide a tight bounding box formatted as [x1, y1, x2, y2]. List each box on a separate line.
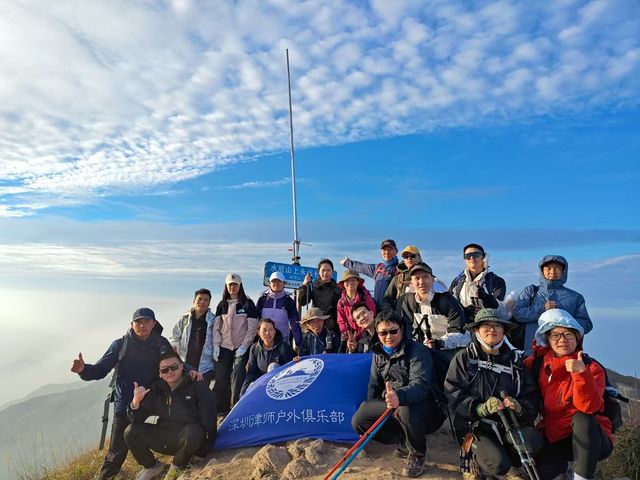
[256, 290, 302, 347]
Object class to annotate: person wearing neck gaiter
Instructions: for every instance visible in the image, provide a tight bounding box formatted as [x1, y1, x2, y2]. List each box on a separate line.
[340, 239, 399, 310]
[445, 308, 543, 480]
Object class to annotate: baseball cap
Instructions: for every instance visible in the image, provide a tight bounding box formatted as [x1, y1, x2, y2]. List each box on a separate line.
[401, 245, 421, 256]
[409, 262, 433, 276]
[132, 307, 156, 322]
[380, 239, 397, 249]
[269, 271, 285, 282]
[225, 273, 242, 285]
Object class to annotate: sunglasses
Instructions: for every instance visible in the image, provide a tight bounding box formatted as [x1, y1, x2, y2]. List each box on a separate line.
[377, 328, 401, 337]
[159, 363, 180, 374]
[402, 253, 417, 259]
[464, 252, 484, 260]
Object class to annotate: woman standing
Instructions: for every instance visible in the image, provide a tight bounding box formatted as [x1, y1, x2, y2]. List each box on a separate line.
[445, 308, 542, 479]
[525, 309, 614, 480]
[297, 258, 342, 333]
[199, 273, 258, 416]
[336, 269, 376, 341]
[449, 243, 506, 321]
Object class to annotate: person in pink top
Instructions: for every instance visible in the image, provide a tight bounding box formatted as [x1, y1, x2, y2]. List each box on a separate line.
[336, 269, 376, 342]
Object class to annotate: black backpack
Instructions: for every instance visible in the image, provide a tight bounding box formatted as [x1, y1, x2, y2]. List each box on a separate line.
[530, 353, 629, 433]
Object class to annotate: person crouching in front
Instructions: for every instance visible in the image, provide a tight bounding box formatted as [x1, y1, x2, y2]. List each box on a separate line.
[124, 350, 217, 480]
[299, 307, 340, 355]
[351, 310, 445, 478]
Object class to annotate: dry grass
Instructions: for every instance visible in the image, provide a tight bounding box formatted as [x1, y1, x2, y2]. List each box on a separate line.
[597, 396, 640, 480]
[12, 445, 172, 480]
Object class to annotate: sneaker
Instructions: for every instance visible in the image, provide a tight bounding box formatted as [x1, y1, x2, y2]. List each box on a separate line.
[135, 461, 165, 480]
[162, 464, 184, 480]
[402, 453, 426, 478]
[393, 444, 409, 458]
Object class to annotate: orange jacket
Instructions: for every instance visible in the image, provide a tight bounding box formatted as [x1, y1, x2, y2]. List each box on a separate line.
[525, 347, 613, 444]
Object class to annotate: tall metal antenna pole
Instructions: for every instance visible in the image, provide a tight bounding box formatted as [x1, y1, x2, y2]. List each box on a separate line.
[286, 48, 300, 265]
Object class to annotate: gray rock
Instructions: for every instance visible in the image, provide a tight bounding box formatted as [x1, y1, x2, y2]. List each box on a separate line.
[303, 438, 325, 465]
[251, 444, 291, 470]
[281, 458, 311, 480]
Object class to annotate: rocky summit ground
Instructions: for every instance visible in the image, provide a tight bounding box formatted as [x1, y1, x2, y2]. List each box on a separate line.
[179, 424, 465, 480]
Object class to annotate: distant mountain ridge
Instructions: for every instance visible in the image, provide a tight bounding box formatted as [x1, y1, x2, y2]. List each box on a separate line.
[0, 381, 90, 412]
[1, 379, 109, 480]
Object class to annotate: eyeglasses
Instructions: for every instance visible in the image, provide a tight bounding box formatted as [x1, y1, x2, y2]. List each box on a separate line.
[479, 323, 504, 331]
[159, 363, 180, 374]
[377, 328, 401, 337]
[464, 252, 484, 260]
[402, 253, 417, 259]
[548, 331, 577, 342]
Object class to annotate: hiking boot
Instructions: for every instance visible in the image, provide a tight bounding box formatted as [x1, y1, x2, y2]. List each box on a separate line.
[135, 461, 165, 480]
[402, 453, 426, 478]
[162, 464, 184, 480]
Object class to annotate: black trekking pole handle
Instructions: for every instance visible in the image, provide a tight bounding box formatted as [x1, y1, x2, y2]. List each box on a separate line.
[499, 391, 542, 480]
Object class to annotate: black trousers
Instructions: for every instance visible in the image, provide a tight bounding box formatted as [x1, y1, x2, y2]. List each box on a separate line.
[536, 412, 613, 479]
[98, 413, 130, 480]
[470, 422, 543, 477]
[124, 422, 207, 469]
[214, 347, 249, 414]
[352, 399, 445, 457]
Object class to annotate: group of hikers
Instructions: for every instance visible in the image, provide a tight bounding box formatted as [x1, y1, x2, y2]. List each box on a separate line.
[70, 238, 616, 480]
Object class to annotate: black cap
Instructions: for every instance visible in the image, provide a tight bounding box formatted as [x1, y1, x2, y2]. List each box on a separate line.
[132, 307, 156, 322]
[380, 239, 397, 249]
[409, 262, 433, 276]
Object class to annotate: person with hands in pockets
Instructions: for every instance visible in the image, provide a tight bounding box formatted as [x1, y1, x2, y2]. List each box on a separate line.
[200, 273, 258, 416]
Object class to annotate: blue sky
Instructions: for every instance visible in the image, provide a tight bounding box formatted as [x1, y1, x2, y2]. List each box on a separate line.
[0, 0, 639, 406]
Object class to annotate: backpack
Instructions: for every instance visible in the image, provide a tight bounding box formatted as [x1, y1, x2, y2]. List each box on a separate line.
[465, 342, 526, 397]
[530, 353, 629, 433]
[507, 285, 538, 350]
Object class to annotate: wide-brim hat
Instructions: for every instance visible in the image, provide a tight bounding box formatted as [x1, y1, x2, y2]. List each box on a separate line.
[338, 269, 364, 287]
[534, 308, 584, 347]
[464, 308, 517, 331]
[301, 307, 331, 325]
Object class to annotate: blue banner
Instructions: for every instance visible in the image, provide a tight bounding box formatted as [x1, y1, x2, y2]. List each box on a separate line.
[215, 354, 372, 449]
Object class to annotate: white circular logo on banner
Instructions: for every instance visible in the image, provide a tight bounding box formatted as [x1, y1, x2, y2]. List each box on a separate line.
[266, 358, 324, 400]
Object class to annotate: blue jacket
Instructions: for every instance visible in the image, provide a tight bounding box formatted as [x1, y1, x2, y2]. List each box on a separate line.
[343, 256, 399, 308]
[514, 255, 592, 356]
[79, 329, 173, 415]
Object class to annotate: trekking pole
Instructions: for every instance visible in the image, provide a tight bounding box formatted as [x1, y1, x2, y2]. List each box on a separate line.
[98, 393, 110, 450]
[497, 392, 542, 480]
[323, 408, 393, 480]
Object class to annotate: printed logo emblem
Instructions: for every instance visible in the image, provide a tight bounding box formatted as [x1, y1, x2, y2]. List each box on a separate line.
[266, 358, 324, 400]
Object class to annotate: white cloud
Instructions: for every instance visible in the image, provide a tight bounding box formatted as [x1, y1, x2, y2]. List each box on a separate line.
[1, 0, 639, 216]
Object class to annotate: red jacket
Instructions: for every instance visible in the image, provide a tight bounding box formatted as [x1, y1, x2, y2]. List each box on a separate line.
[524, 346, 613, 444]
[336, 287, 376, 337]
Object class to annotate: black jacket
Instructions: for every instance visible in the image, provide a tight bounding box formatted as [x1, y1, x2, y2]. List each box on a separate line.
[300, 328, 340, 355]
[297, 279, 342, 332]
[355, 329, 378, 353]
[444, 340, 540, 437]
[128, 373, 217, 440]
[368, 339, 434, 406]
[396, 291, 467, 346]
[241, 330, 294, 393]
